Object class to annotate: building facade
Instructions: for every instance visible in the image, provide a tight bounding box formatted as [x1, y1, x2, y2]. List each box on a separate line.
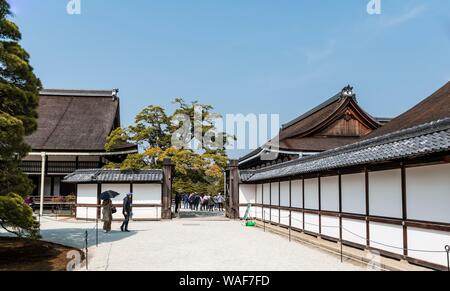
[231, 82, 450, 270]
[21, 89, 138, 198]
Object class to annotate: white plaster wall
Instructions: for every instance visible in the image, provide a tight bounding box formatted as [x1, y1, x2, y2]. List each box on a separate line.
[133, 207, 161, 220]
[256, 184, 263, 204]
[342, 218, 366, 246]
[240, 206, 256, 219]
[262, 207, 270, 222]
[271, 209, 279, 224]
[369, 170, 402, 218]
[133, 184, 162, 204]
[280, 181, 290, 207]
[321, 176, 339, 212]
[291, 211, 303, 230]
[304, 213, 320, 234]
[321, 215, 340, 239]
[291, 180, 303, 208]
[342, 173, 366, 215]
[263, 184, 270, 205]
[76, 184, 98, 220]
[255, 206, 263, 219]
[406, 164, 450, 224]
[369, 222, 403, 255]
[408, 227, 450, 267]
[271, 182, 279, 206]
[280, 210, 290, 226]
[101, 184, 131, 220]
[239, 184, 256, 205]
[304, 178, 319, 210]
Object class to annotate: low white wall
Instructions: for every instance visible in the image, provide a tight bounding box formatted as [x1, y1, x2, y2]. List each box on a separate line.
[342, 218, 366, 246]
[280, 209, 290, 226]
[408, 227, 450, 267]
[304, 178, 319, 210]
[255, 206, 263, 220]
[291, 211, 303, 230]
[270, 208, 279, 224]
[369, 222, 403, 255]
[304, 213, 320, 234]
[321, 215, 340, 239]
[291, 180, 303, 208]
[280, 181, 290, 207]
[369, 170, 402, 218]
[321, 176, 339, 212]
[239, 184, 256, 205]
[76, 184, 98, 220]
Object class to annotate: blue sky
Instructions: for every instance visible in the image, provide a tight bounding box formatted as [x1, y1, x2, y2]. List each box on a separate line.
[9, 0, 450, 156]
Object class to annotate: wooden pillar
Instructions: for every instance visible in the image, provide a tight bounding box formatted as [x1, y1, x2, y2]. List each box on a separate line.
[227, 160, 240, 219]
[365, 168, 370, 247]
[162, 158, 174, 220]
[401, 163, 408, 258]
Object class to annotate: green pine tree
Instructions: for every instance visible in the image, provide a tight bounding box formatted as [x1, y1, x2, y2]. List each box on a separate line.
[0, 0, 41, 238]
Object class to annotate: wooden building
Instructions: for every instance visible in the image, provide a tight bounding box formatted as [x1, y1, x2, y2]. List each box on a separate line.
[20, 89, 138, 214]
[231, 82, 450, 270]
[238, 86, 390, 170]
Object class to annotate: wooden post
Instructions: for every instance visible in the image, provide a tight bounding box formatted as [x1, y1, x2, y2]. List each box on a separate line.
[162, 158, 174, 220]
[39, 152, 46, 217]
[227, 160, 240, 219]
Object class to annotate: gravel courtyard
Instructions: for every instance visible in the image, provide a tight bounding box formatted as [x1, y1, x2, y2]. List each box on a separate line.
[2, 217, 365, 271]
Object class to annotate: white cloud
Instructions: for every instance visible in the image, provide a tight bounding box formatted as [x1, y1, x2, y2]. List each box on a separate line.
[381, 4, 427, 28]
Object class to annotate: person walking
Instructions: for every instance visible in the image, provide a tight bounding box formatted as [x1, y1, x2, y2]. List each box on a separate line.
[216, 193, 225, 212]
[102, 199, 113, 233]
[121, 193, 133, 232]
[175, 192, 181, 214]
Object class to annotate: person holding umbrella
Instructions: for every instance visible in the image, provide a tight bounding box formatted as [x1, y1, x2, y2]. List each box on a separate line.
[100, 191, 120, 233]
[121, 193, 133, 232]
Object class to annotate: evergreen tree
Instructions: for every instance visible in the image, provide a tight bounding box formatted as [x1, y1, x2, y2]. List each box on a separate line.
[0, 0, 41, 238]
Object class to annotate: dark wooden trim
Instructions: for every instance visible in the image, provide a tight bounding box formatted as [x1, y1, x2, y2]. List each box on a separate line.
[269, 182, 272, 222]
[341, 213, 366, 221]
[401, 163, 408, 257]
[302, 177, 305, 230]
[278, 181, 281, 225]
[318, 176, 322, 235]
[406, 220, 450, 232]
[365, 168, 370, 247]
[76, 204, 162, 208]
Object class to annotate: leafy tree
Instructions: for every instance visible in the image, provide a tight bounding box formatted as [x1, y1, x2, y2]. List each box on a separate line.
[106, 99, 231, 195]
[0, 0, 41, 238]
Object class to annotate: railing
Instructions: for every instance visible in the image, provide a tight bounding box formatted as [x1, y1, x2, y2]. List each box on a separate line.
[20, 161, 103, 174]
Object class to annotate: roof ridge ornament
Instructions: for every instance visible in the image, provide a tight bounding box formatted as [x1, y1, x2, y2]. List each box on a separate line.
[112, 88, 119, 101]
[340, 85, 355, 98]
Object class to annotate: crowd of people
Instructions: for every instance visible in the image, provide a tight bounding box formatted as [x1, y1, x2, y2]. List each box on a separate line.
[174, 193, 225, 213]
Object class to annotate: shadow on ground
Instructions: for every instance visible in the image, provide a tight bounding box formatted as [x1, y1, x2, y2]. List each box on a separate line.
[40, 228, 137, 249]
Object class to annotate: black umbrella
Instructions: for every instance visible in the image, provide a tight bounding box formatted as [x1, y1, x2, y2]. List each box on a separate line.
[100, 190, 121, 201]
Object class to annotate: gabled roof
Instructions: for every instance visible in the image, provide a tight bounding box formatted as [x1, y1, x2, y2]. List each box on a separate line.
[25, 89, 136, 152]
[63, 169, 163, 183]
[242, 118, 450, 182]
[366, 81, 450, 139]
[239, 86, 382, 164]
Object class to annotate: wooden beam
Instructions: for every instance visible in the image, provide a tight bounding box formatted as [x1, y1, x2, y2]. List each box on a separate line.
[401, 163, 408, 258]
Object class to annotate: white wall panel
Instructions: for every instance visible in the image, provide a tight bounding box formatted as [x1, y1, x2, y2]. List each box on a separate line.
[291, 211, 303, 230]
[369, 222, 403, 255]
[270, 208, 279, 224]
[304, 213, 320, 234]
[291, 180, 303, 208]
[263, 184, 270, 205]
[239, 184, 256, 205]
[369, 170, 402, 218]
[342, 218, 366, 246]
[408, 227, 450, 267]
[280, 210, 290, 226]
[304, 178, 319, 210]
[76, 184, 98, 220]
[321, 215, 340, 239]
[406, 164, 450, 224]
[271, 182, 279, 206]
[255, 206, 263, 219]
[321, 176, 339, 212]
[342, 173, 366, 215]
[280, 181, 290, 207]
[133, 207, 161, 220]
[133, 184, 162, 204]
[239, 206, 255, 219]
[256, 184, 263, 204]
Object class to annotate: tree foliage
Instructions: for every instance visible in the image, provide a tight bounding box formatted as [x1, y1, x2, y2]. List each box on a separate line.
[106, 99, 231, 195]
[0, 0, 41, 238]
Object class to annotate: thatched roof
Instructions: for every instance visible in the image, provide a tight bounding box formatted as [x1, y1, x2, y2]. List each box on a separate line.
[25, 89, 136, 152]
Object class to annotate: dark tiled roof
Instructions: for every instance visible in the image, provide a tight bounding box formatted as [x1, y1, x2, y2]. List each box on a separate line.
[366, 81, 450, 139]
[63, 169, 163, 183]
[25, 89, 136, 152]
[242, 118, 450, 182]
[238, 87, 382, 164]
